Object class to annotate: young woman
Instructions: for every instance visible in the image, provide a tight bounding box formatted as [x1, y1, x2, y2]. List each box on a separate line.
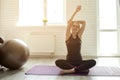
[55, 5, 96, 74]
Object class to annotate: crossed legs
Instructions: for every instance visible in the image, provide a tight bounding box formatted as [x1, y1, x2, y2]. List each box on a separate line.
[55, 59, 96, 74]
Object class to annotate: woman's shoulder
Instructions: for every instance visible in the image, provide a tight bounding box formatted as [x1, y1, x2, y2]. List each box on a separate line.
[66, 34, 72, 42]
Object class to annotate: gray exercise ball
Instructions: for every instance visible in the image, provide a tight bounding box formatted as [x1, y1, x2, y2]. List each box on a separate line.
[0, 39, 29, 69]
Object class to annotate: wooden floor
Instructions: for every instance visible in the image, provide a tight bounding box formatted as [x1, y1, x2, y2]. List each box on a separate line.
[0, 57, 120, 80]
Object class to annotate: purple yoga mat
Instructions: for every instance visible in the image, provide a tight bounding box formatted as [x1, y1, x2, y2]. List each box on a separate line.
[25, 65, 120, 76]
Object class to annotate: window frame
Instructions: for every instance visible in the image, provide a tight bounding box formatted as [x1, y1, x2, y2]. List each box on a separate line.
[97, 0, 119, 56]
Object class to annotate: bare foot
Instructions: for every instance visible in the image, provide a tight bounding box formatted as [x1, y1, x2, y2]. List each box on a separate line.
[60, 68, 75, 74]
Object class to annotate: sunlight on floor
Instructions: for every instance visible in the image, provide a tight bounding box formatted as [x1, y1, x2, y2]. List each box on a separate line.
[96, 58, 120, 67]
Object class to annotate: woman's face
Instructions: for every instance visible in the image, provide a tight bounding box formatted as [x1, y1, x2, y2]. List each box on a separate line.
[71, 22, 80, 33]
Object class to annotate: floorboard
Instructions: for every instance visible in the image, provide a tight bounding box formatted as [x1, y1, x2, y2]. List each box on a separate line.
[0, 57, 120, 80]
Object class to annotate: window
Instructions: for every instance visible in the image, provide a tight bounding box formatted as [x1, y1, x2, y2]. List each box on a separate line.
[99, 32, 118, 56]
[18, 0, 65, 26]
[99, 0, 117, 29]
[98, 0, 118, 56]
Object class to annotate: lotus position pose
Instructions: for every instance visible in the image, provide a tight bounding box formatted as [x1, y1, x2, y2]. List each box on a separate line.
[55, 5, 96, 74]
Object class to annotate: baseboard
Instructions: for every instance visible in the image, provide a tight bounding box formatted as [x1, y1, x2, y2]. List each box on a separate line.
[29, 54, 55, 58]
[29, 54, 120, 59]
[29, 54, 98, 59]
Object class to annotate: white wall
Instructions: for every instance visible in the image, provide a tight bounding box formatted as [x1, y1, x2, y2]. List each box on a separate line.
[0, 0, 1, 29]
[0, 0, 97, 57]
[118, 3, 120, 54]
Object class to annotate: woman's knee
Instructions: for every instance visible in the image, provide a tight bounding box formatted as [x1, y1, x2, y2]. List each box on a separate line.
[55, 59, 64, 66]
[55, 59, 60, 66]
[83, 59, 96, 67]
[89, 59, 96, 66]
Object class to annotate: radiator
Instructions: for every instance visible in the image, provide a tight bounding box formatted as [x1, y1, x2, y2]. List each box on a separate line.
[25, 34, 55, 56]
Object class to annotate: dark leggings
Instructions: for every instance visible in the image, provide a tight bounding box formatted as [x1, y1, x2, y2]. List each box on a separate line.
[55, 59, 96, 73]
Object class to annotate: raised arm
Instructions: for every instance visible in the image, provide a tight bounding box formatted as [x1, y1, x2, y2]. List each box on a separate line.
[66, 5, 81, 41]
[67, 5, 81, 24]
[78, 20, 86, 39]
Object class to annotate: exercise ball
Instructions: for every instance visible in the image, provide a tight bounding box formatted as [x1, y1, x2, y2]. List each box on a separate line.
[0, 37, 4, 65]
[0, 37, 4, 44]
[0, 39, 29, 69]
